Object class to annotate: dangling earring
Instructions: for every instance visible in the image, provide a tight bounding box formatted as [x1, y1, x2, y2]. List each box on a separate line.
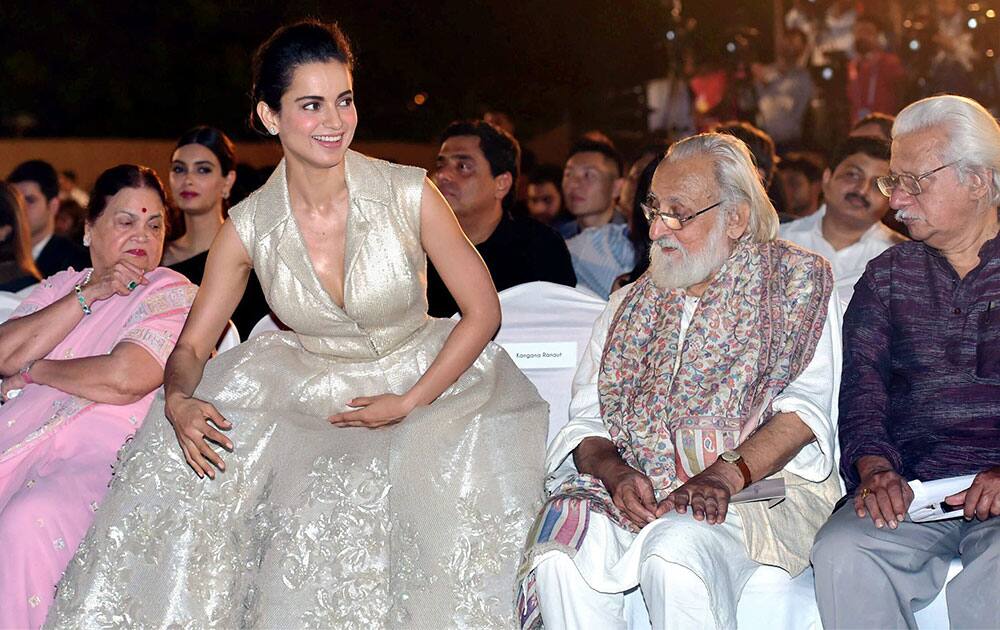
[83, 234, 91, 247]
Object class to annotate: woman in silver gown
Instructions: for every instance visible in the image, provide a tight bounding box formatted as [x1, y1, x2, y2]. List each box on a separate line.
[48, 21, 547, 629]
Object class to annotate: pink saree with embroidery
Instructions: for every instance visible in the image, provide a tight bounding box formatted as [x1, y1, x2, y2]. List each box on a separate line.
[0, 267, 195, 629]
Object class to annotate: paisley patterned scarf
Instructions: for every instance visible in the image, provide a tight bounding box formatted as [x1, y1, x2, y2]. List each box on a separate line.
[517, 239, 832, 630]
[599, 238, 832, 496]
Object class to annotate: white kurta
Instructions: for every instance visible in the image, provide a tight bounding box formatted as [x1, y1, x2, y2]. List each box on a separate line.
[779, 205, 902, 307]
[534, 287, 842, 629]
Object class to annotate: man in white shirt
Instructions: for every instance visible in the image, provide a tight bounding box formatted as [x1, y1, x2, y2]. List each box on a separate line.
[517, 133, 843, 630]
[780, 135, 904, 306]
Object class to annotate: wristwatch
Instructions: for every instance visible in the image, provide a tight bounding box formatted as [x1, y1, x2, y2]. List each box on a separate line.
[719, 450, 752, 490]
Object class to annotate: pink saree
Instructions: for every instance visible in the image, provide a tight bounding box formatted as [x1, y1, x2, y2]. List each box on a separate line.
[0, 267, 195, 629]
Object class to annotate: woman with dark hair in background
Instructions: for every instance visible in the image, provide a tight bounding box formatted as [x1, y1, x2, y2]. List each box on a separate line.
[0, 183, 42, 293]
[0, 165, 195, 628]
[50, 20, 546, 628]
[165, 126, 270, 336]
[612, 151, 664, 291]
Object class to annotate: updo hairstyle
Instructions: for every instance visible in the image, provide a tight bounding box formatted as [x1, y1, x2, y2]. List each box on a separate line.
[250, 21, 354, 133]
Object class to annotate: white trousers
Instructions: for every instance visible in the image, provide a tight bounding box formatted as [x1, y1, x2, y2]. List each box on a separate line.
[533, 511, 759, 630]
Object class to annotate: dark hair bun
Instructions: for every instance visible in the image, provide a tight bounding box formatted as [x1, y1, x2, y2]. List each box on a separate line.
[250, 20, 353, 132]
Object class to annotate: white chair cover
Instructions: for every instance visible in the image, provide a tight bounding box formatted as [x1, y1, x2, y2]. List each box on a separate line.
[215, 320, 240, 355]
[0, 291, 24, 323]
[492, 281, 608, 444]
[248, 314, 283, 339]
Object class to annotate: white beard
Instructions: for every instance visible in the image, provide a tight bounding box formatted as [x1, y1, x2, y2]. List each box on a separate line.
[648, 213, 733, 291]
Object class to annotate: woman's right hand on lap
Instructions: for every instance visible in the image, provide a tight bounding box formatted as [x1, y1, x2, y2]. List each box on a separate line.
[165, 393, 233, 479]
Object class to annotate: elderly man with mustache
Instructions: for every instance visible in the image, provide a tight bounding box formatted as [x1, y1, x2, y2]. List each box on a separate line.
[780, 135, 905, 308]
[812, 95, 1000, 630]
[517, 132, 843, 630]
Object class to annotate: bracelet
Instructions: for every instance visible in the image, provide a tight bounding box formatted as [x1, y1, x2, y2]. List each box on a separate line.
[74, 269, 94, 315]
[19, 360, 36, 385]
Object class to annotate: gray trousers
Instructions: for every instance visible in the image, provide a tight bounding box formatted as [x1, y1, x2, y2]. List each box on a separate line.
[811, 503, 1000, 629]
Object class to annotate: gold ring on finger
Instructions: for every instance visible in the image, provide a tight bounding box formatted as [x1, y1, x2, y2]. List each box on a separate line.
[861, 487, 871, 499]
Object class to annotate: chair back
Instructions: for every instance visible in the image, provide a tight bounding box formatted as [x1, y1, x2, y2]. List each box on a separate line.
[215, 320, 240, 354]
[493, 282, 607, 444]
[248, 314, 284, 339]
[0, 291, 23, 323]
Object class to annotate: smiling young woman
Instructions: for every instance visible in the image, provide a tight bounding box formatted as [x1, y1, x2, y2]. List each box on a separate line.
[48, 20, 548, 629]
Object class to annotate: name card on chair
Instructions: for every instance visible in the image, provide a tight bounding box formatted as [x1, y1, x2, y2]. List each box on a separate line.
[501, 342, 578, 370]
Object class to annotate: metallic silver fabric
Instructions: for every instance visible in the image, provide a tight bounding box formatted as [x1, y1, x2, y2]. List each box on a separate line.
[48, 152, 548, 629]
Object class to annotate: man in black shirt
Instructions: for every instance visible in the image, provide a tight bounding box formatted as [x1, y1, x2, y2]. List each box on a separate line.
[7, 160, 90, 278]
[427, 120, 576, 317]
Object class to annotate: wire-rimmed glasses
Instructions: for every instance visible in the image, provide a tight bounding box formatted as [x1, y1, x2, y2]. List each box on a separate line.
[875, 161, 958, 198]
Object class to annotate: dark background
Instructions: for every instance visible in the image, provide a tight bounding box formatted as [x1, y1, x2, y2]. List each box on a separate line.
[0, 0, 775, 141]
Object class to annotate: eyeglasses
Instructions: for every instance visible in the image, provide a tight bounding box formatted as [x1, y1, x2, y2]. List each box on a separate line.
[875, 161, 958, 198]
[640, 196, 722, 230]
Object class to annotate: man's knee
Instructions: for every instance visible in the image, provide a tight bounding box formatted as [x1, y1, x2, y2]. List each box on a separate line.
[638, 555, 705, 594]
[534, 552, 583, 591]
[811, 507, 871, 572]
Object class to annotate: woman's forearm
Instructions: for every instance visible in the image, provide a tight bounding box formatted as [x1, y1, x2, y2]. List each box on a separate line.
[0, 293, 86, 375]
[403, 311, 497, 409]
[162, 343, 210, 403]
[30, 354, 156, 405]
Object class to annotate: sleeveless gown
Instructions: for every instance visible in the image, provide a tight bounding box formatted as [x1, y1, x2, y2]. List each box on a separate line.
[47, 151, 548, 629]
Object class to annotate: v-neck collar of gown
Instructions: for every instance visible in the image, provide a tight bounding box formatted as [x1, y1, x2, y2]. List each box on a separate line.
[268, 150, 388, 320]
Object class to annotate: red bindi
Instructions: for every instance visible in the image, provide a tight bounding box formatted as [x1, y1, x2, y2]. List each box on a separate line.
[141, 207, 147, 213]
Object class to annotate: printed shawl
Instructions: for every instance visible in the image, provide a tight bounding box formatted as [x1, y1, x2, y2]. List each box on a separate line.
[517, 239, 832, 629]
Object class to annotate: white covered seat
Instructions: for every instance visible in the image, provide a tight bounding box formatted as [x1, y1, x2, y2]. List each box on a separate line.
[215, 320, 240, 354]
[0, 291, 23, 323]
[248, 313, 286, 339]
[491, 281, 607, 444]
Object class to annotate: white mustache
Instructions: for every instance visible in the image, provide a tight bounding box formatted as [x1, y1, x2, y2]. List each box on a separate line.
[655, 238, 686, 253]
[895, 209, 920, 222]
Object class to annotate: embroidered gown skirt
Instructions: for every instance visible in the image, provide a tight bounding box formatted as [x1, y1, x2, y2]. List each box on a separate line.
[46, 153, 548, 629]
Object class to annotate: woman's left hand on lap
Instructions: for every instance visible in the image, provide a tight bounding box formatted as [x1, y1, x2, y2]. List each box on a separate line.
[329, 393, 415, 428]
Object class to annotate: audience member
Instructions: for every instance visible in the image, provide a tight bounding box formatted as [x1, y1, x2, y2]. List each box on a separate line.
[781, 136, 904, 306]
[813, 0, 856, 65]
[525, 164, 566, 226]
[850, 111, 895, 141]
[164, 125, 270, 336]
[518, 132, 840, 630]
[778, 152, 824, 219]
[7, 160, 90, 278]
[54, 198, 87, 245]
[58, 170, 89, 208]
[428, 119, 575, 316]
[0, 164, 196, 629]
[753, 27, 814, 150]
[559, 138, 626, 238]
[0, 183, 42, 292]
[613, 152, 663, 291]
[561, 138, 635, 297]
[618, 144, 669, 221]
[847, 16, 905, 123]
[924, 0, 977, 97]
[812, 94, 1000, 630]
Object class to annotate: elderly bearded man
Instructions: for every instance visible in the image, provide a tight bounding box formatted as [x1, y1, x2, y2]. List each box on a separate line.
[516, 133, 843, 630]
[812, 95, 1000, 630]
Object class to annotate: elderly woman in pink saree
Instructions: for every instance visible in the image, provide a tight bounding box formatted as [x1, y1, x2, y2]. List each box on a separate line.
[0, 164, 196, 629]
